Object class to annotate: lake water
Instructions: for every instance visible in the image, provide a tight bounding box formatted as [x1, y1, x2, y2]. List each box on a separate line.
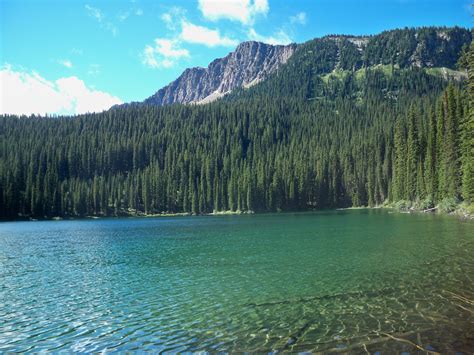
[0, 210, 473, 352]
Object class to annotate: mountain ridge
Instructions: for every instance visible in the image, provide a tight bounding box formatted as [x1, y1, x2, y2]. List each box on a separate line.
[134, 26, 470, 108]
[143, 41, 297, 106]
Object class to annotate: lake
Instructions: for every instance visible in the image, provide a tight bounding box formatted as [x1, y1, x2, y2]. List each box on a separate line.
[0, 209, 473, 352]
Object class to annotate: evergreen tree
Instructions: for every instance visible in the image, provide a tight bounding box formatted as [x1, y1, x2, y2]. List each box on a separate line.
[443, 85, 461, 198]
[405, 107, 419, 201]
[461, 41, 474, 202]
[424, 109, 437, 200]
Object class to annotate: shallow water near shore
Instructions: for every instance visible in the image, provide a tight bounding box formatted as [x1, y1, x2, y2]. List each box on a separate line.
[0, 209, 473, 352]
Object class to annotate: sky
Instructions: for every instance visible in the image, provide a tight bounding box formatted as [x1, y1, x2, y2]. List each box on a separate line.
[0, 0, 472, 115]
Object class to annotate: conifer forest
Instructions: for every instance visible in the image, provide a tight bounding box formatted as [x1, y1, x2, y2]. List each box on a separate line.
[1, 27, 473, 219]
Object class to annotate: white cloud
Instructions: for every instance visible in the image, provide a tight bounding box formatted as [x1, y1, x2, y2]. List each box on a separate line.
[59, 59, 73, 68]
[142, 39, 190, 69]
[0, 66, 122, 115]
[161, 13, 172, 25]
[154, 39, 190, 58]
[248, 28, 292, 45]
[85, 4, 118, 36]
[85, 4, 102, 21]
[118, 8, 143, 21]
[143, 46, 160, 68]
[290, 12, 307, 25]
[161, 7, 186, 30]
[148, 7, 240, 69]
[180, 21, 238, 47]
[198, 0, 269, 25]
[144, 15, 238, 69]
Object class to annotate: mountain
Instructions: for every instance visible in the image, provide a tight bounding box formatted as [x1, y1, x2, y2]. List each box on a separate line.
[141, 27, 470, 107]
[144, 41, 297, 106]
[1, 26, 473, 220]
[223, 27, 471, 104]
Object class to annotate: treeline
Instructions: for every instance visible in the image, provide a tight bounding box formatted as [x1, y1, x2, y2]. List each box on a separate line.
[390, 84, 472, 207]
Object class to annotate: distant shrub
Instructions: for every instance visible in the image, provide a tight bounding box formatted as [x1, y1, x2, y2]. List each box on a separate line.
[437, 197, 459, 213]
[454, 202, 474, 217]
[466, 203, 474, 215]
[381, 199, 391, 207]
[417, 196, 435, 210]
[394, 200, 411, 210]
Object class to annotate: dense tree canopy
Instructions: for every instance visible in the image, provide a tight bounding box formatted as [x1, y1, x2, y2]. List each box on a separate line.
[0, 27, 472, 219]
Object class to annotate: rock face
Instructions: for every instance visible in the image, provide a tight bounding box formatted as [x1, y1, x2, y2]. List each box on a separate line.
[144, 41, 297, 106]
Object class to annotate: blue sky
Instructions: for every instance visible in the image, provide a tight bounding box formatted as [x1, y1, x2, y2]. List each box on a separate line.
[0, 0, 471, 115]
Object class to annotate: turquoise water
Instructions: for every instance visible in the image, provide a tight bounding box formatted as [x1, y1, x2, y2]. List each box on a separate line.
[0, 210, 473, 352]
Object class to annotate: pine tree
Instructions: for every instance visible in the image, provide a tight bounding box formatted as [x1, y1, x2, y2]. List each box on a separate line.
[392, 117, 406, 201]
[461, 42, 474, 202]
[405, 107, 419, 201]
[443, 85, 461, 199]
[424, 109, 437, 201]
[436, 100, 446, 200]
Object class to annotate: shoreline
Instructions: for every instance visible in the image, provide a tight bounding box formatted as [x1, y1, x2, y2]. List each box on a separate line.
[379, 201, 474, 220]
[1, 209, 253, 223]
[2, 202, 473, 223]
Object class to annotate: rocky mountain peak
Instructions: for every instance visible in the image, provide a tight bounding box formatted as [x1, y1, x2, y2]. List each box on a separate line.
[144, 41, 297, 106]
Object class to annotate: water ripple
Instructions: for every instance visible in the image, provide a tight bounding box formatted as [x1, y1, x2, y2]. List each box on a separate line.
[0, 211, 472, 352]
